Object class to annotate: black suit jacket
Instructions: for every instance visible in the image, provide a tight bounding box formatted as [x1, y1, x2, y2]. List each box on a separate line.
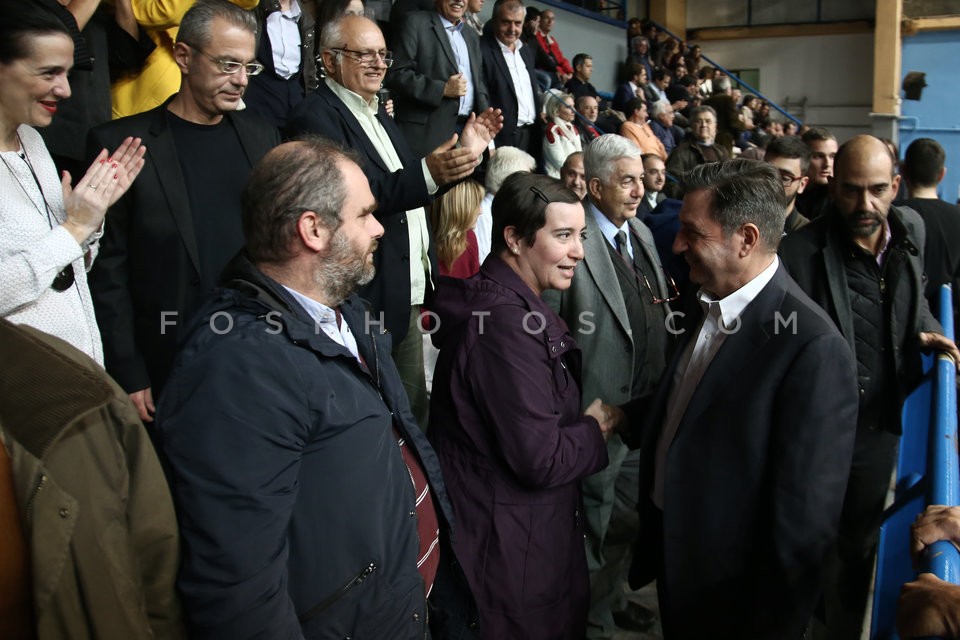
[287, 81, 441, 345]
[87, 101, 279, 394]
[479, 33, 541, 151]
[387, 11, 490, 158]
[628, 265, 859, 639]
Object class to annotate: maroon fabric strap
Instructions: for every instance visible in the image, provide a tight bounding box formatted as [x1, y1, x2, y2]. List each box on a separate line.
[0, 440, 35, 639]
[392, 426, 440, 596]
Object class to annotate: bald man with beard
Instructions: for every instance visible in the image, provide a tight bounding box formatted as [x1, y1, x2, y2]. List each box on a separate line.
[780, 134, 960, 639]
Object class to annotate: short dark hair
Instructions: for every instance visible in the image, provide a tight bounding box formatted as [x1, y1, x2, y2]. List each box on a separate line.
[572, 53, 591, 69]
[681, 159, 787, 250]
[493, 0, 525, 19]
[625, 97, 647, 117]
[242, 137, 361, 264]
[765, 135, 811, 174]
[177, 0, 258, 49]
[801, 126, 836, 146]
[0, 0, 71, 64]
[653, 69, 671, 83]
[491, 173, 580, 256]
[903, 138, 945, 188]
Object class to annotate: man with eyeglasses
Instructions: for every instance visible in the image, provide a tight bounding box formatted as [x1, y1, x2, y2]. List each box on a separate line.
[87, 0, 280, 423]
[543, 134, 673, 638]
[386, 0, 490, 158]
[288, 15, 501, 428]
[764, 135, 811, 234]
[628, 158, 858, 639]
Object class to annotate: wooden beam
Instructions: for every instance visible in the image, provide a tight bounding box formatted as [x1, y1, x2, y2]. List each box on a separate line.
[688, 21, 874, 41]
[649, 0, 685, 39]
[902, 15, 960, 35]
[873, 0, 902, 116]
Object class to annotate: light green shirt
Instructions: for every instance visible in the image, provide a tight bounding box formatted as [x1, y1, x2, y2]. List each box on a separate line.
[327, 78, 436, 305]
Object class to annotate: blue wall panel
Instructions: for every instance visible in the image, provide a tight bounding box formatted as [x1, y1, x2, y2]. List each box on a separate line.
[900, 30, 960, 204]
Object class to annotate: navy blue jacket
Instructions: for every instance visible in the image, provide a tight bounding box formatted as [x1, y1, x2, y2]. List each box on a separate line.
[155, 251, 477, 639]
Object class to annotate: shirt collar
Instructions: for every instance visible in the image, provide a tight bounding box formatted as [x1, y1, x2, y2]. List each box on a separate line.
[588, 201, 630, 249]
[282, 285, 337, 326]
[497, 38, 523, 53]
[326, 77, 380, 115]
[440, 14, 462, 30]
[697, 255, 779, 330]
[875, 219, 893, 266]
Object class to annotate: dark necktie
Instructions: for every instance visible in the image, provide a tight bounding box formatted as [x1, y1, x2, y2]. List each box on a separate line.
[615, 229, 632, 265]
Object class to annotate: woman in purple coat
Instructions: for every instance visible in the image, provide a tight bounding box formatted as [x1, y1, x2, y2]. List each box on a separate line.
[428, 173, 614, 639]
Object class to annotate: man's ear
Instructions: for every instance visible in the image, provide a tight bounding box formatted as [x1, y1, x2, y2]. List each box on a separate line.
[297, 210, 333, 254]
[798, 175, 810, 195]
[173, 41, 192, 74]
[739, 222, 761, 257]
[587, 177, 603, 202]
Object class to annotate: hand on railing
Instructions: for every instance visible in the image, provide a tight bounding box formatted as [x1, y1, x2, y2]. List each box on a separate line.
[897, 572, 960, 639]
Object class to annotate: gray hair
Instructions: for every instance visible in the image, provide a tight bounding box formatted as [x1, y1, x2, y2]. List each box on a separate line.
[688, 105, 717, 122]
[484, 146, 536, 194]
[494, 0, 526, 19]
[320, 14, 379, 51]
[583, 134, 642, 184]
[680, 159, 786, 250]
[544, 89, 573, 119]
[176, 0, 258, 48]
[649, 100, 671, 118]
[242, 137, 359, 263]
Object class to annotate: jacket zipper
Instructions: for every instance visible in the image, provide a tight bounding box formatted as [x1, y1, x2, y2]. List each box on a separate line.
[298, 562, 377, 623]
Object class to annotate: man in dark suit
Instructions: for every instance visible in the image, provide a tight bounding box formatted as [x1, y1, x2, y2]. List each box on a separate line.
[780, 135, 960, 639]
[638, 153, 666, 219]
[479, 0, 540, 161]
[87, 0, 280, 422]
[544, 135, 672, 638]
[287, 15, 500, 426]
[387, 0, 490, 158]
[629, 159, 860, 639]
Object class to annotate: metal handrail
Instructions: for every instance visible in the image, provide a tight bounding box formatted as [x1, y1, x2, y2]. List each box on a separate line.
[647, 20, 802, 126]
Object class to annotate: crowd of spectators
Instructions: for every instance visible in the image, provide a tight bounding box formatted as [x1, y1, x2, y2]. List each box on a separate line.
[4, 1, 960, 640]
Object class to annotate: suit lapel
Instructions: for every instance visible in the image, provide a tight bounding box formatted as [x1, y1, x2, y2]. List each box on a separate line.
[146, 108, 200, 276]
[582, 211, 632, 339]
[487, 38, 518, 100]
[431, 14, 458, 70]
[320, 83, 392, 174]
[822, 230, 857, 355]
[629, 218, 670, 304]
[673, 266, 787, 438]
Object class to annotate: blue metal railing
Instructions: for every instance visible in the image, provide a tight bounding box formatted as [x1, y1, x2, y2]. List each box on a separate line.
[871, 284, 959, 640]
[648, 20, 802, 126]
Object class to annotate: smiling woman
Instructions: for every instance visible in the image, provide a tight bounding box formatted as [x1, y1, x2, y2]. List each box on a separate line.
[0, 0, 145, 363]
[428, 172, 617, 639]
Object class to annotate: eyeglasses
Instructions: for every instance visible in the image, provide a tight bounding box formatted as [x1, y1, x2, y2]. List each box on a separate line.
[777, 170, 804, 186]
[51, 263, 75, 292]
[332, 47, 394, 68]
[641, 266, 681, 305]
[187, 44, 264, 76]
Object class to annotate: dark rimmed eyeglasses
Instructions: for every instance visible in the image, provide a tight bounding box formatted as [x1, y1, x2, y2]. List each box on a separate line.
[186, 44, 264, 76]
[51, 264, 75, 292]
[777, 170, 804, 187]
[331, 47, 394, 68]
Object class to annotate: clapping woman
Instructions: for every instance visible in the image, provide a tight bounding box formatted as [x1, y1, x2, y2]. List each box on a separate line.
[0, 2, 145, 362]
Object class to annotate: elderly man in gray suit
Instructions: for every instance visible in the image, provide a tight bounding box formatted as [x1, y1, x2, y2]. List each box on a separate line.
[387, 0, 490, 157]
[544, 134, 675, 638]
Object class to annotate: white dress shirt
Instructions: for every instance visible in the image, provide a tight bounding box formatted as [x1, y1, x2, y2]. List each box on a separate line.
[497, 39, 536, 127]
[439, 15, 475, 117]
[283, 286, 362, 364]
[652, 256, 780, 509]
[264, 0, 302, 79]
[589, 202, 633, 260]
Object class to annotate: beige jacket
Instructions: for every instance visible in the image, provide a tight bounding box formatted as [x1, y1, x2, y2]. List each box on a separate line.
[0, 319, 185, 639]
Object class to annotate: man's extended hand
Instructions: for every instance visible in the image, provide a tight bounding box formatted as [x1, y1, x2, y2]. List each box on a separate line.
[424, 134, 480, 186]
[459, 108, 504, 158]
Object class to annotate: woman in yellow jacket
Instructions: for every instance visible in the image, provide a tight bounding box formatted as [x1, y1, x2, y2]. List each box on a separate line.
[111, 0, 258, 118]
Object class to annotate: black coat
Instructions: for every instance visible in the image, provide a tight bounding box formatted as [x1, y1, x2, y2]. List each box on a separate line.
[287, 81, 440, 345]
[628, 265, 859, 639]
[479, 33, 542, 151]
[87, 101, 280, 394]
[155, 251, 478, 639]
[896, 197, 960, 323]
[779, 205, 940, 432]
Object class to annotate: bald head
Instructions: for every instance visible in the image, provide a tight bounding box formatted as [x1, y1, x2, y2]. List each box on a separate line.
[831, 135, 901, 251]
